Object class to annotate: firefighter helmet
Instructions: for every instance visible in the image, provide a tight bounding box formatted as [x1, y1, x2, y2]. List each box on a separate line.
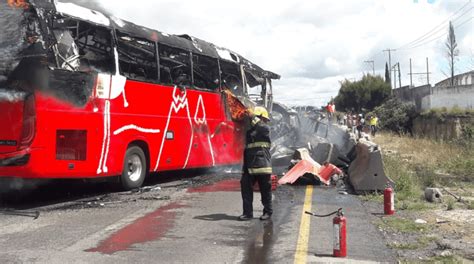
[252, 106, 270, 120]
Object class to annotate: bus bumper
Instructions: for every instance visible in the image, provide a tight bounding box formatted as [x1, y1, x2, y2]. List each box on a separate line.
[0, 148, 48, 178]
[0, 147, 112, 179]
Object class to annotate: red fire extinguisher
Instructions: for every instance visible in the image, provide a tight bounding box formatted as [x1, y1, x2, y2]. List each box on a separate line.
[333, 209, 346, 258]
[271, 174, 278, 191]
[384, 185, 395, 215]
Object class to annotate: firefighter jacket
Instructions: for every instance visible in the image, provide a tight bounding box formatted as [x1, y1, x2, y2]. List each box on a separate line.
[243, 117, 272, 175]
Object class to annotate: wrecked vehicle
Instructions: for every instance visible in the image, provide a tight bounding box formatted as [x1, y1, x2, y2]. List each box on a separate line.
[270, 102, 301, 174]
[273, 107, 394, 192]
[0, 0, 279, 190]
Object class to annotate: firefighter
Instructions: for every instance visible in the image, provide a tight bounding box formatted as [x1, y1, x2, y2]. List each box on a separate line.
[238, 106, 273, 221]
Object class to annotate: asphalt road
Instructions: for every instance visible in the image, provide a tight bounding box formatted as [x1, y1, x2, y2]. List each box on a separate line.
[0, 173, 396, 263]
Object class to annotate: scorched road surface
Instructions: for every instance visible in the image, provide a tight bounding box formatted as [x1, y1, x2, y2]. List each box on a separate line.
[0, 174, 396, 263]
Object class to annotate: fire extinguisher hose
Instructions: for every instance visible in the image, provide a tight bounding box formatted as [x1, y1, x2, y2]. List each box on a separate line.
[305, 208, 343, 217]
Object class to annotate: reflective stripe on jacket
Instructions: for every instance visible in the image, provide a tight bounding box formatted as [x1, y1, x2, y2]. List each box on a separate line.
[246, 142, 271, 149]
[244, 117, 272, 175]
[248, 167, 273, 174]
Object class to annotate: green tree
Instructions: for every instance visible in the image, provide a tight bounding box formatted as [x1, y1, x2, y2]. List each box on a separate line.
[446, 21, 459, 86]
[385, 62, 391, 84]
[334, 74, 391, 112]
[373, 97, 417, 134]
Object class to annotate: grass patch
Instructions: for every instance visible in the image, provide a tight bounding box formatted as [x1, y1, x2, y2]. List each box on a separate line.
[468, 201, 474, 210]
[397, 200, 434, 211]
[382, 154, 420, 201]
[417, 235, 439, 247]
[374, 132, 474, 203]
[377, 217, 431, 234]
[446, 197, 456, 211]
[423, 255, 464, 264]
[421, 107, 474, 125]
[387, 235, 437, 250]
[360, 192, 383, 202]
[387, 242, 420, 250]
[443, 157, 474, 182]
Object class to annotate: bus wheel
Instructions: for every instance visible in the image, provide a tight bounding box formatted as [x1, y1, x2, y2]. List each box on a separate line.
[121, 146, 146, 190]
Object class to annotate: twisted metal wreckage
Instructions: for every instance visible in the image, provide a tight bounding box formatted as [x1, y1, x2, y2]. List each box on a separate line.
[272, 106, 394, 192]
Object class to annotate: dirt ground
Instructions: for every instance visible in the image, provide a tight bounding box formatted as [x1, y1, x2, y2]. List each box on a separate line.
[362, 199, 473, 263]
[370, 133, 474, 263]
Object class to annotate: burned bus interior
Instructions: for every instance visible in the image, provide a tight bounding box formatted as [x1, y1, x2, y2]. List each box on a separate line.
[117, 32, 157, 83]
[1, 0, 280, 109]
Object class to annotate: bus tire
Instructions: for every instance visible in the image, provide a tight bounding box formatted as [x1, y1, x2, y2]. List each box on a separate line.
[120, 146, 146, 190]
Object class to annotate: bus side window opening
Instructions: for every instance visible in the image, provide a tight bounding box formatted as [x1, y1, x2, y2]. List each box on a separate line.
[78, 23, 115, 73]
[52, 20, 115, 74]
[245, 70, 265, 102]
[158, 44, 191, 87]
[116, 31, 158, 82]
[39, 19, 115, 106]
[192, 54, 219, 90]
[220, 60, 243, 96]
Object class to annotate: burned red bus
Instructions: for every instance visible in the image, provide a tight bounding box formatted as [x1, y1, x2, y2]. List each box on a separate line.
[0, 0, 279, 189]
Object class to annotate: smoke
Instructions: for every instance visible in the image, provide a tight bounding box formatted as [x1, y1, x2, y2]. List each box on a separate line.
[0, 178, 47, 195]
[0, 88, 26, 103]
[0, 2, 29, 81]
[58, 0, 113, 16]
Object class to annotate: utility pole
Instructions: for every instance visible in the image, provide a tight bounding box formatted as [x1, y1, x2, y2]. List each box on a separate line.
[364, 60, 375, 75]
[383, 49, 396, 88]
[391, 64, 398, 88]
[397, 63, 401, 88]
[409, 58, 413, 87]
[426, 57, 430, 85]
[407, 58, 431, 88]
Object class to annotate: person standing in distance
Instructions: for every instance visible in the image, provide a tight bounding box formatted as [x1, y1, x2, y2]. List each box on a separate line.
[370, 114, 379, 137]
[239, 106, 273, 221]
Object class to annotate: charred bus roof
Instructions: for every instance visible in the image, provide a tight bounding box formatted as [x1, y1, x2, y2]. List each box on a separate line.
[28, 0, 280, 81]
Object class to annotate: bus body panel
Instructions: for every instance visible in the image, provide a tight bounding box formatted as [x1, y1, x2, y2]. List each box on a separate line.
[0, 99, 24, 154]
[0, 80, 244, 179]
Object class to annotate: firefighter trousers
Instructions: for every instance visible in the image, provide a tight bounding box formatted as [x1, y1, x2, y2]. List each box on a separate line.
[240, 172, 272, 217]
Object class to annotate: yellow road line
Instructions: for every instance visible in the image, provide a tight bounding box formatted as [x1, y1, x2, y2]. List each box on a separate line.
[294, 185, 313, 264]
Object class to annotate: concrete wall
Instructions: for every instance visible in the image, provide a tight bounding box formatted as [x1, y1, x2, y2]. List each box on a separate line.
[393, 84, 431, 111]
[421, 84, 474, 111]
[413, 115, 473, 140]
[394, 71, 474, 140]
[393, 83, 474, 112]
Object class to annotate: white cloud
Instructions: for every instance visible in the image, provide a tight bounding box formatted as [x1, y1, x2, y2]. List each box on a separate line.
[80, 0, 472, 107]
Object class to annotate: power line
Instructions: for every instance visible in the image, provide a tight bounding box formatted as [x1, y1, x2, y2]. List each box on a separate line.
[403, 7, 474, 50]
[400, 8, 473, 50]
[403, 32, 446, 50]
[363, 1, 472, 68]
[455, 16, 474, 29]
[399, 16, 473, 51]
[398, 1, 472, 50]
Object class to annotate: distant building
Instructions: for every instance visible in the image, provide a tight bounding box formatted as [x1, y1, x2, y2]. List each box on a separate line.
[393, 70, 474, 111]
[435, 70, 474, 87]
